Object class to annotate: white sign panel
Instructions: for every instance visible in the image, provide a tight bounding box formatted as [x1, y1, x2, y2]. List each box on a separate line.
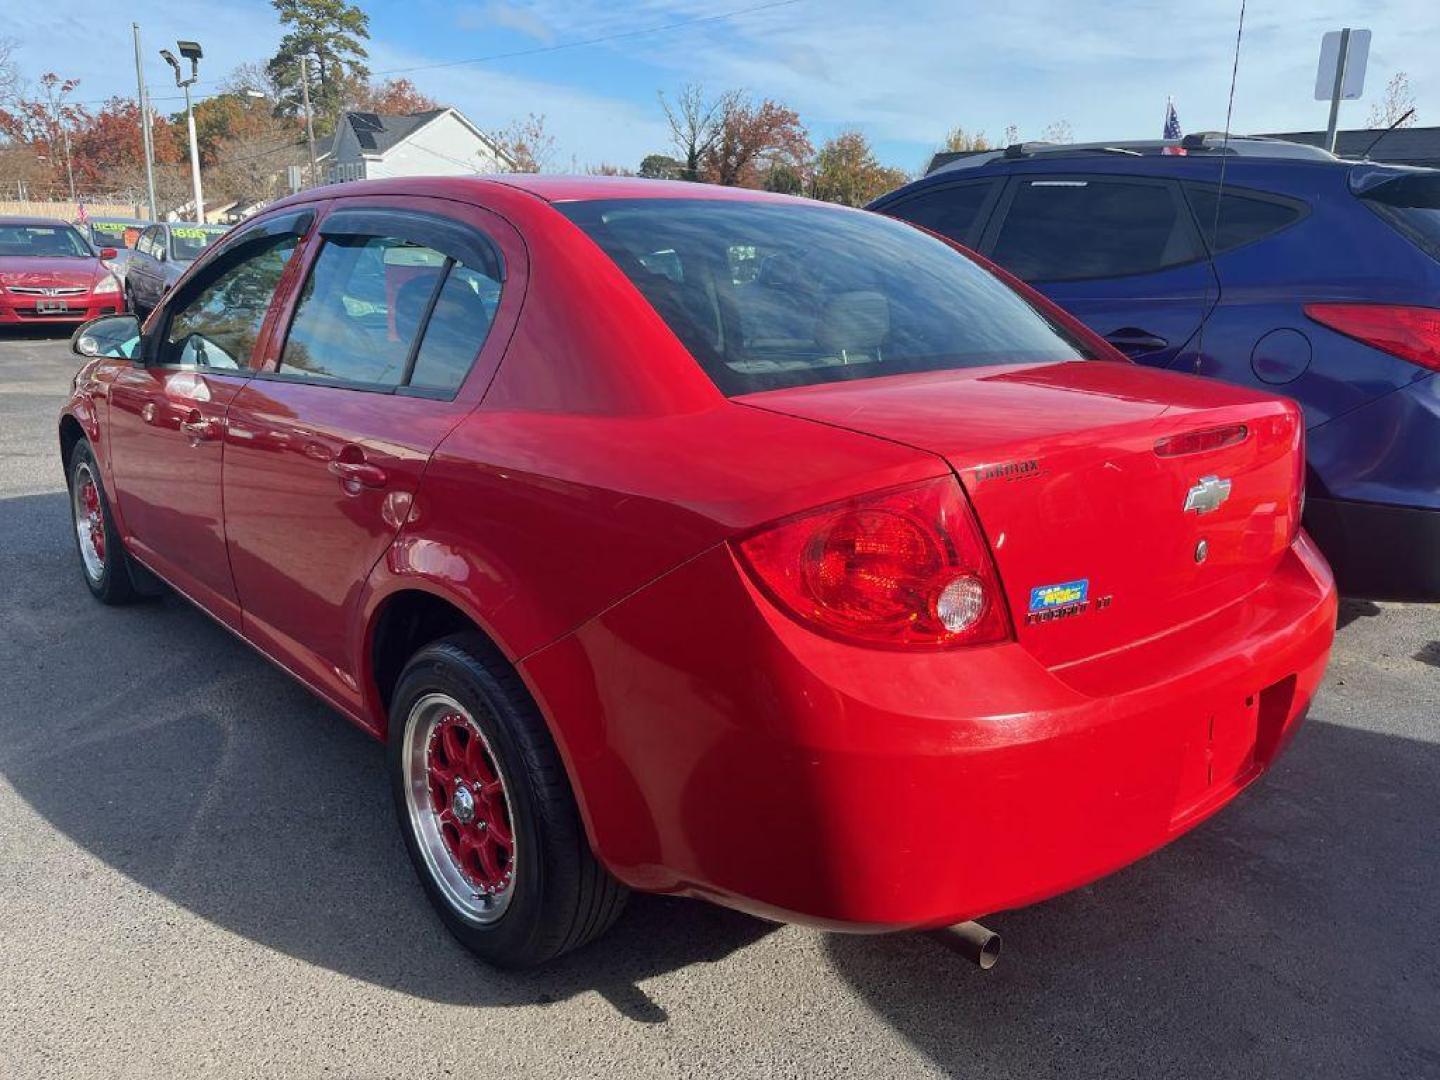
[1315, 29, 1371, 101]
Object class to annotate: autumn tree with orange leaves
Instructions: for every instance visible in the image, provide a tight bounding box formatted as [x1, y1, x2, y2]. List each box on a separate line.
[701, 96, 811, 189]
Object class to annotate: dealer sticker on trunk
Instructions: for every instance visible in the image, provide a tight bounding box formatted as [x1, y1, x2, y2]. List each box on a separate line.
[1028, 579, 1089, 614]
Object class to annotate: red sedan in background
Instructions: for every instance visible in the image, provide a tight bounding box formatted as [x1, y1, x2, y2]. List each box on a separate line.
[58, 176, 1336, 968]
[0, 216, 124, 325]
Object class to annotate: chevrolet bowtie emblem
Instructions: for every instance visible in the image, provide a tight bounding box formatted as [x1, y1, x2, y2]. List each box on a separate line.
[1184, 475, 1232, 515]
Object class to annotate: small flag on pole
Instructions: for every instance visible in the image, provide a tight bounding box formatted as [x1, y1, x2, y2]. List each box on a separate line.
[1162, 98, 1187, 154]
[76, 199, 89, 224]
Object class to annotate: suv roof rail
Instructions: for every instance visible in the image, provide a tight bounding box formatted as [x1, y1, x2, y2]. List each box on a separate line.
[928, 136, 1338, 175]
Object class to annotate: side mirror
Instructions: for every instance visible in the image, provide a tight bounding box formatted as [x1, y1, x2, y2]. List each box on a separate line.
[99, 246, 119, 260]
[72, 314, 142, 361]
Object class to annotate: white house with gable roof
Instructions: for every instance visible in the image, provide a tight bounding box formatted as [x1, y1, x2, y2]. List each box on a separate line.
[326, 107, 513, 183]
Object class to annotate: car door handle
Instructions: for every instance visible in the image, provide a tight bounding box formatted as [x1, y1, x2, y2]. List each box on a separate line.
[328, 459, 388, 489]
[179, 410, 219, 442]
[1104, 328, 1170, 356]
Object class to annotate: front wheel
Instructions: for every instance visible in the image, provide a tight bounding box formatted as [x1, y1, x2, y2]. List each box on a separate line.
[67, 440, 138, 605]
[389, 633, 627, 967]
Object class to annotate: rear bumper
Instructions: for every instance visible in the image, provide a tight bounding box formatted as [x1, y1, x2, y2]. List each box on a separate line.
[0, 296, 120, 324]
[1304, 496, 1440, 601]
[523, 532, 1337, 930]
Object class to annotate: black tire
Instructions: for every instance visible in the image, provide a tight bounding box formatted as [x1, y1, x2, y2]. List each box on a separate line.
[388, 632, 627, 968]
[67, 439, 138, 605]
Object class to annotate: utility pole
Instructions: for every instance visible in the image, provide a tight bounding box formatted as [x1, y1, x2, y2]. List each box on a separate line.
[300, 54, 319, 187]
[132, 23, 158, 220]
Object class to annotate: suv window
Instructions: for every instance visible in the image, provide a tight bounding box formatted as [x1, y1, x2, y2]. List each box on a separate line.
[1185, 185, 1305, 253]
[1354, 171, 1440, 262]
[884, 181, 996, 247]
[279, 234, 499, 392]
[990, 178, 1199, 282]
[161, 235, 299, 369]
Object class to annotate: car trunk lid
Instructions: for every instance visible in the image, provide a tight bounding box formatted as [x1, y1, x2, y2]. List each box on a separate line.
[739, 360, 1304, 668]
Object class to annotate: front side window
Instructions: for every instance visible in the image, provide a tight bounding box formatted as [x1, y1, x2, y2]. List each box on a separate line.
[990, 178, 1198, 282]
[560, 198, 1088, 396]
[279, 234, 499, 392]
[883, 181, 996, 247]
[0, 224, 92, 258]
[161, 236, 299, 369]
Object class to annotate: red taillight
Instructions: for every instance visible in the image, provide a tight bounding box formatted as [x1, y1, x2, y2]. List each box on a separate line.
[735, 478, 1012, 649]
[1304, 303, 1440, 372]
[1154, 423, 1249, 457]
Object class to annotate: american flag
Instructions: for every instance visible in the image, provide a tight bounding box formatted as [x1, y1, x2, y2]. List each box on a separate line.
[1162, 99, 1187, 154]
[76, 199, 88, 224]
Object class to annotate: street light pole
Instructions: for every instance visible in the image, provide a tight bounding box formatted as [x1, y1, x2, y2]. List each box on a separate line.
[161, 41, 205, 221]
[182, 81, 204, 220]
[131, 23, 158, 220]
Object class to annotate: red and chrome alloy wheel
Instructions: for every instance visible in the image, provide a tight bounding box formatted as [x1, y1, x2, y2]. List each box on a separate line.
[402, 693, 517, 924]
[72, 461, 107, 581]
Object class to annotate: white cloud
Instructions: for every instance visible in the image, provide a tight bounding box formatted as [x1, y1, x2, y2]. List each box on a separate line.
[454, 2, 558, 44]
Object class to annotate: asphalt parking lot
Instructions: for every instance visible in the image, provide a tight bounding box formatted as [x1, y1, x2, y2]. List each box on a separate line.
[1, 330, 1438, 1080]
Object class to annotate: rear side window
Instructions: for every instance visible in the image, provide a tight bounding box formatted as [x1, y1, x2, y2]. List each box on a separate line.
[883, 181, 996, 246]
[989, 178, 1199, 282]
[559, 198, 1089, 396]
[1185, 185, 1305, 253]
[279, 234, 500, 392]
[1356, 172, 1440, 262]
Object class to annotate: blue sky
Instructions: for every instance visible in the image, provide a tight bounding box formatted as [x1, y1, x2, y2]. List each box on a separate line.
[7, 0, 1438, 174]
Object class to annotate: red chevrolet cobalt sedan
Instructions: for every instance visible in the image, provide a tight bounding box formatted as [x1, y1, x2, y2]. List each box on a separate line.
[59, 177, 1336, 967]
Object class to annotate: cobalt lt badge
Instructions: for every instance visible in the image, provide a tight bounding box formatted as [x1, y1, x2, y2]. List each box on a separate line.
[1184, 475, 1232, 515]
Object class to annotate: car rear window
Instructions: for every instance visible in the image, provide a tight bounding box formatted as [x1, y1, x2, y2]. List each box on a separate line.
[559, 198, 1088, 396]
[1356, 171, 1440, 262]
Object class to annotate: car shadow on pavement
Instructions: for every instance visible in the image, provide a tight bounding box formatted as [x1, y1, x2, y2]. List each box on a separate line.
[0, 491, 774, 1023]
[825, 715, 1440, 1078]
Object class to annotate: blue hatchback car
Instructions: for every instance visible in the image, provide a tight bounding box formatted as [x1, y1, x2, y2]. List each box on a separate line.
[871, 135, 1440, 600]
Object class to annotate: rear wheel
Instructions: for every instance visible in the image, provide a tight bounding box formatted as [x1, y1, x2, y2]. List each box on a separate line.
[67, 440, 137, 605]
[389, 633, 627, 967]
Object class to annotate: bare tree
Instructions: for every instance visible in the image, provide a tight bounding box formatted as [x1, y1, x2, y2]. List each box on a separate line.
[1368, 72, 1419, 128]
[660, 84, 740, 182]
[0, 37, 21, 108]
[1040, 119, 1074, 144]
[489, 113, 554, 173]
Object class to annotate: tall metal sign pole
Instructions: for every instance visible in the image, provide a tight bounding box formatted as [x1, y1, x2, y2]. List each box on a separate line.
[131, 24, 158, 220]
[1315, 28, 1371, 154]
[300, 54, 319, 187]
[1324, 28, 1351, 153]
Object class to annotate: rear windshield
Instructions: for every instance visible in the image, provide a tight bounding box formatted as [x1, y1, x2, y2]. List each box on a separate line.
[559, 198, 1088, 395]
[1358, 172, 1440, 261]
[89, 222, 143, 249]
